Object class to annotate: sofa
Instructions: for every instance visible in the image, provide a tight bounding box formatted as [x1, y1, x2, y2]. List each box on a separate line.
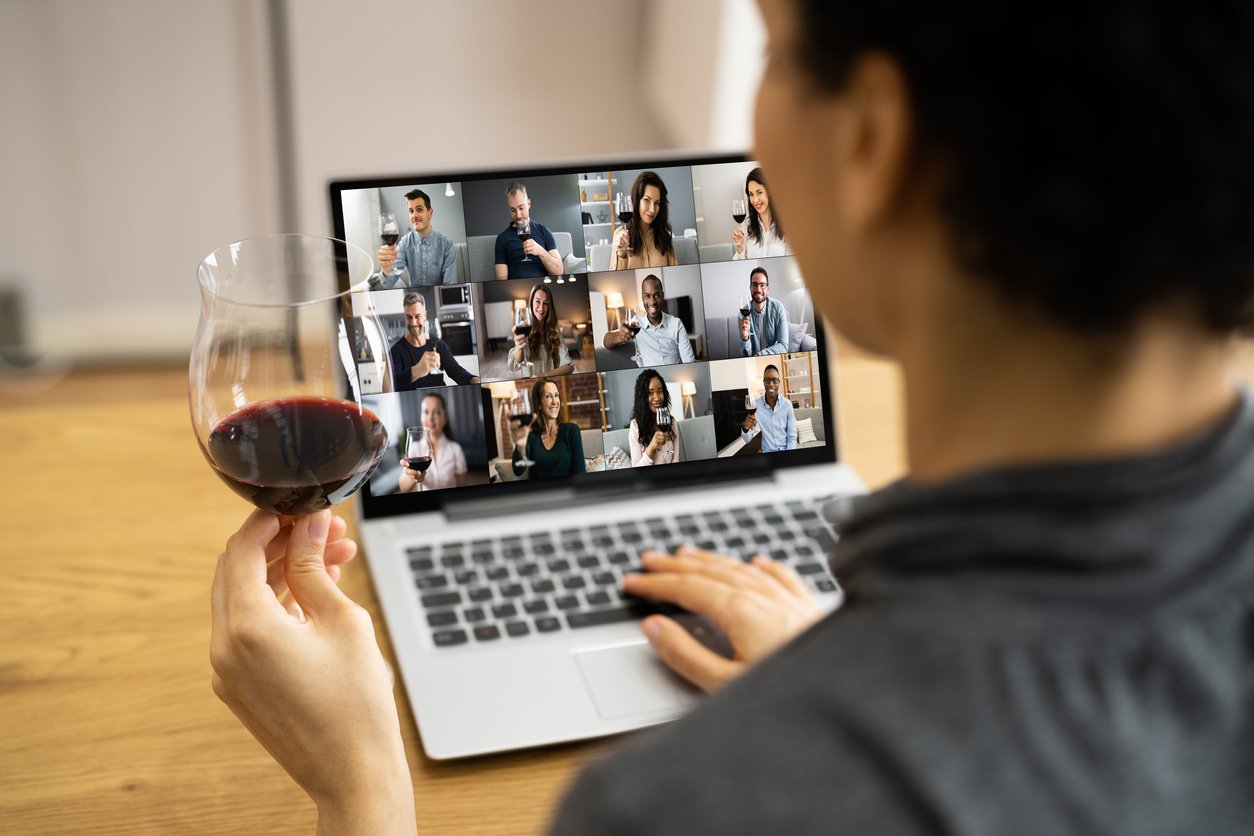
[716, 406, 826, 457]
[464, 231, 587, 282]
[586, 234, 699, 273]
[598, 415, 717, 469]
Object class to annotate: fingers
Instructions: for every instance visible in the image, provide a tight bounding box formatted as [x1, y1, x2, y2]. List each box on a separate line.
[751, 554, 811, 599]
[282, 511, 348, 619]
[642, 615, 740, 693]
[213, 511, 283, 622]
[622, 569, 732, 622]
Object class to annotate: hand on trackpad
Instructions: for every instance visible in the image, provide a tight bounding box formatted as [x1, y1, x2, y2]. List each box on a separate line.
[624, 597, 735, 660]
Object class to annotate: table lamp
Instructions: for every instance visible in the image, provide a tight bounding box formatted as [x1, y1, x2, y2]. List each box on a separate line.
[606, 292, 624, 331]
[681, 380, 697, 418]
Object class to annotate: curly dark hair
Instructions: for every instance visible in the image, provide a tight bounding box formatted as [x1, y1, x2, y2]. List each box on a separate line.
[626, 171, 675, 260]
[744, 167, 785, 248]
[630, 368, 673, 450]
[794, 1, 1254, 335]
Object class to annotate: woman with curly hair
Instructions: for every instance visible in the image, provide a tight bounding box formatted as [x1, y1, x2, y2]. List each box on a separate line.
[612, 170, 678, 270]
[628, 368, 683, 467]
[508, 284, 572, 377]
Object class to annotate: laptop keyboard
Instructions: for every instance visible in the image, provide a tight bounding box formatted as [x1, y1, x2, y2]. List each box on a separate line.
[408, 496, 842, 648]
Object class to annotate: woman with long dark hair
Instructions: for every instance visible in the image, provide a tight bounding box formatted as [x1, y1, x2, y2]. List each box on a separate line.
[732, 167, 788, 259]
[612, 170, 678, 269]
[398, 391, 468, 492]
[508, 284, 572, 376]
[628, 368, 683, 467]
[510, 378, 586, 478]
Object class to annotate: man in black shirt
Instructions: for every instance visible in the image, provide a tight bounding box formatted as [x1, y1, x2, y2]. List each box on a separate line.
[388, 291, 478, 390]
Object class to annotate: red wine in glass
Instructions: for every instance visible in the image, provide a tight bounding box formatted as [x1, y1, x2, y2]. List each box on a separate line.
[204, 396, 387, 516]
[732, 212, 747, 224]
[381, 232, 400, 246]
[510, 413, 534, 427]
[405, 455, 433, 472]
[626, 321, 642, 336]
[738, 306, 751, 319]
[514, 323, 533, 338]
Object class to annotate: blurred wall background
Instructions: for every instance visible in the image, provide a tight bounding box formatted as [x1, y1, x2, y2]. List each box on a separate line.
[0, 0, 764, 365]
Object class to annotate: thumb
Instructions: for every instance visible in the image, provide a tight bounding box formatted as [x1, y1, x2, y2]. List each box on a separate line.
[284, 510, 347, 618]
[642, 615, 738, 694]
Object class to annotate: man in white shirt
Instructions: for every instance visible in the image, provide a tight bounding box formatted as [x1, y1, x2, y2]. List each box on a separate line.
[603, 274, 696, 366]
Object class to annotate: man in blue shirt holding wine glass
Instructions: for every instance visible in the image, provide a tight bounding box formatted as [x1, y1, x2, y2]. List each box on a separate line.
[494, 181, 563, 279]
[740, 266, 790, 356]
[741, 364, 797, 452]
[373, 189, 458, 287]
[388, 292, 479, 390]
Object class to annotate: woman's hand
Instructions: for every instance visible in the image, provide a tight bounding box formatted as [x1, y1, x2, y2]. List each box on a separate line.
[732, 224, 746, 254]
[623, 546, 823, 693]
[613, 226, 631, 260]
[512, 417, 534, 449]
[210, 510, 415, 832]
[398, 461, 426, 493]
[646, 429, 668, 457]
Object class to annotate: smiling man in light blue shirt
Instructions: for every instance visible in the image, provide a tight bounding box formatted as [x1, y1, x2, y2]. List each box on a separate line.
[603, 274, 696, 366]
[373, 188, 458, 287]
[740, 364, 797, 452]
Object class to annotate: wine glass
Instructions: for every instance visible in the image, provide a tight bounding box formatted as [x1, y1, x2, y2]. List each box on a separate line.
[744, 392, 758, 417]
[731, 198, 747, 226]
[738, 294, 753, 321]
[517, 219, 533, 262]
[655, 405, 672, 439]
[403, 426, 433, 482]
[510, 389, 536, 472]
[380, 212, 400, 247]
[514, 305, 534, 376]
[615, 192, 634, 225]
[626, 306, 644, 366]
[190, 234, 390, 516]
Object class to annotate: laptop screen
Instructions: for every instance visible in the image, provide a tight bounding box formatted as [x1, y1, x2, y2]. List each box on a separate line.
[329, 154, 839, 519]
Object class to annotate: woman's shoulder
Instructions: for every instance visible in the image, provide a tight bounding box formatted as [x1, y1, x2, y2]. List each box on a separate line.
[560, 421, 582, 435]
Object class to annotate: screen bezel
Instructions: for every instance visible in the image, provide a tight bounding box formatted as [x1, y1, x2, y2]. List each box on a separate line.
[329, 153, 839, 521]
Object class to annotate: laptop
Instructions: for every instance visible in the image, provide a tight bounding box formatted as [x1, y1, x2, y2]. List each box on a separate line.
[329, 152, 865, 760]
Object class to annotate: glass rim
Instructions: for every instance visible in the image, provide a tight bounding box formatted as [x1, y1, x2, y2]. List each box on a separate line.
[196, 233, 373, 308]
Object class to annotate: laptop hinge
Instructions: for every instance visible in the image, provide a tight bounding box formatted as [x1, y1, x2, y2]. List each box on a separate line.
[441, 472, 767, 522]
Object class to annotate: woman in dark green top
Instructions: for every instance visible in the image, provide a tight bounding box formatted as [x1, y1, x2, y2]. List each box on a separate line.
[511, 378, 586, 478]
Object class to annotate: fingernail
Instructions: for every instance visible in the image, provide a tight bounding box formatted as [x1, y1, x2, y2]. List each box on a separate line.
[308, 510, 330, 540]
[643, 617, 662, 641]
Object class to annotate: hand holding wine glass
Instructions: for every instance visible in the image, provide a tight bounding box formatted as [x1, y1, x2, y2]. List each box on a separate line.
[738, 294, 753, 342]
[378, 212, 400, 272]
[516, 219, 533, 262]
[731, 199, 748, 254]
[743, 393, 758, 431]
[509, 390, 536, 470]
[626, 306, 645, 366]
[513, 305, 534, 376]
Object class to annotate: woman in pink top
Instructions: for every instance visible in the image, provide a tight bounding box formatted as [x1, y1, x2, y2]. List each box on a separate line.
[398, 391, 467, 492]
[628, 368, 683, 467]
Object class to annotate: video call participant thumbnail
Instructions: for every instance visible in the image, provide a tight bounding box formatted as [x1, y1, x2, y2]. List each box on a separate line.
[629, 368, 683, 466]
[495, 181, 563, 279]
[511, 378, 586, 479]
[613, 171, 679, 270]
[732, 167, 788, 260]
[741, 364, 796, 452]
[509, 284, 573, 377]
[740, 266, 790, 356]
[373, 189, 458, 287]
[603, 274, 695, 366]
[398, 391, 469, 492]
[390, 292, 480, 390]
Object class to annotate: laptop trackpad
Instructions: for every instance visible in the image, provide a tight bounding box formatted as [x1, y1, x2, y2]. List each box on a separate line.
[574, 640, 703, 720]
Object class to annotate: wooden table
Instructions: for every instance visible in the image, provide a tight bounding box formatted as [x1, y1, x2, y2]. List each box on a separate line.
[0, 348, 904, 834]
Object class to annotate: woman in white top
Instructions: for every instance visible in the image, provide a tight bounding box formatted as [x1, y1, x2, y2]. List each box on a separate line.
[732, 166, 790, 259]
[398, 391, 467, 492]
[508, 284, 573, 377]
[628, 368, 684, 467]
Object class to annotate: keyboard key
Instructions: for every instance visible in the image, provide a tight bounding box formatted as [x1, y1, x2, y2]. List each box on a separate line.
[415, 574, 448, 590]
[433, 629, 468, 647]
[420, 591, 461, 609]
[427, 610, 458, 627]
[815, 578, 838, 592]
[577, 555, 602, 569]
[586, 590, 612, 607]
[409, 556, 435, 573]
[454, 568, 480, 585]
[591, 570, 616, 586]
[592, 534, 615, 547]
[793, 509, 820, 522]
[804, 526, 839, 553]
[523, 599, 549, 614]
[499, 582, 525, 598]
[724, 535, 746, 549]
[534, 543, 556, 556]
[516, 562, 540, 577]
[562, 575, 587, 590]
[795, 561, 827, 576]
[535, 616, 562, 633]
[471, 538, 492, 551]
[473, 625, 501, 642]
[608, 551, 631, 565]
[503, 546, 527, 560]
[468, 587, 493, 603]
[531, 578, 556, 594]
[764, 513, 786, 525]
[567, 602, 661, 629]
[621, 531, 644, 544]
[502, 535, 524, 550]
[472, 551, 495, 565]
[440, 542, 465, 556]
[485, 566, 510, 581]
[440, 554, 466, 568]
[505, 621, 530, 637]
[554, 595, 581, 610]
[407, 546, 434, 560]
[492, 603, 518, 619]
[547, 558, 571, 573]
[463, 607, 486, 623]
